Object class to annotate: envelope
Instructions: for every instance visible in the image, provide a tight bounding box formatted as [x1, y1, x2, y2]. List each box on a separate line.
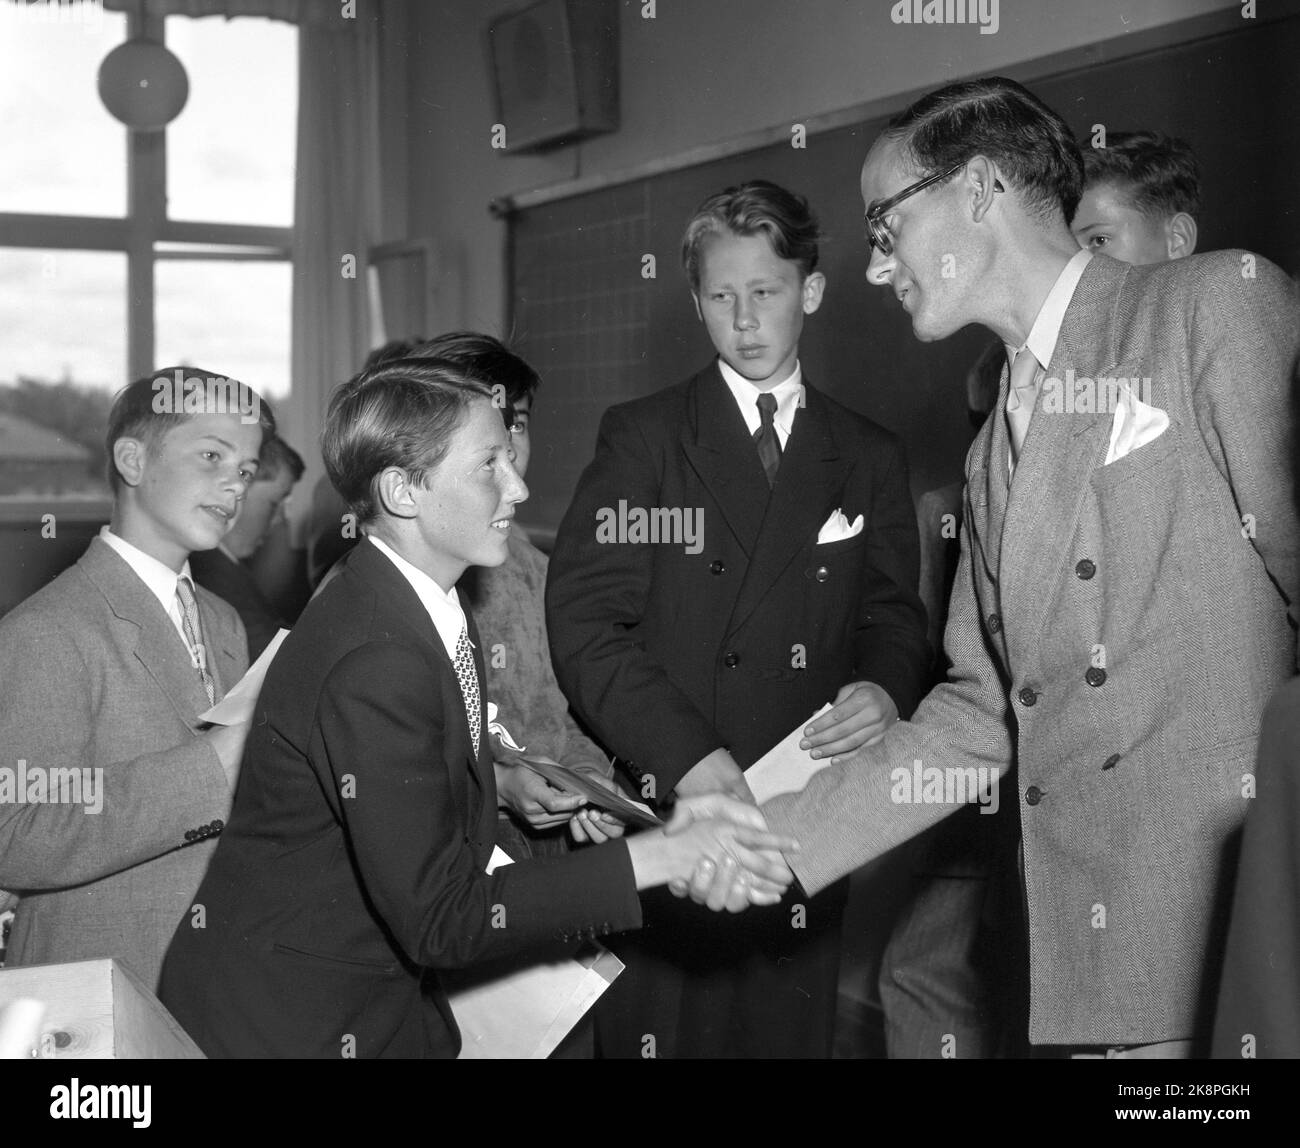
[1104, 383, 1169, 465]
[816, 507, 864, 545]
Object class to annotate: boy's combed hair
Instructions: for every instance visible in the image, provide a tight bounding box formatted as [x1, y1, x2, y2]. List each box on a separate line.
[322, 357, 495, 525]
[681, 180, 821, 292]
[105, 366, 275, 491]
[1080, 130, 1201, 220]
[882, 76, 1084, 225]
[256, 435, 306, 484]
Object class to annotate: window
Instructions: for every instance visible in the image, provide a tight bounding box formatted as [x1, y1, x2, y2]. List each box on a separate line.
[0, 4, 297, 504]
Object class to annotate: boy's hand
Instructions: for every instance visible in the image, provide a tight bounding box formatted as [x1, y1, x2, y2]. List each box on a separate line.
[494, 761, 586, 829]
[204, 721, 251, 788]
[566, 767, 628, 844]
[799, 681, 898, 761]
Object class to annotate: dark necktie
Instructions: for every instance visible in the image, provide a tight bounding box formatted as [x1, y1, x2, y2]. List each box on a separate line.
[754, 392, 782, 488]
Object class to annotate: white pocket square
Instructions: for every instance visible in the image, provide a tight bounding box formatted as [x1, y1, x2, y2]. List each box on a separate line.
[816, 508, 864, 544]
[1104, 383, 1169, 465]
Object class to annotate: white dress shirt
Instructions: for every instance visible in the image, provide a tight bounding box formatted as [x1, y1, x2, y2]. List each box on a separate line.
[1003, 248, 1093, 474]
[98, 525, 195, 646]
[365, 534, 467, 663]
[718, 358, 804, 450]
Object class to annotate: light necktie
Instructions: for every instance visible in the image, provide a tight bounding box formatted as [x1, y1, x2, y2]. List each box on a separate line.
[453, 627, 482, 758]
[175, 575, 216, 707]
[754, 392, 782, 488]
[1005, 347, 1042, 473]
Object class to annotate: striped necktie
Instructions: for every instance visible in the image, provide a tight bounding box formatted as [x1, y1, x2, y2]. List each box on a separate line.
[175, 575, 216, 707]
[453, 627, 481, 757]
[754, 392, 782, 488]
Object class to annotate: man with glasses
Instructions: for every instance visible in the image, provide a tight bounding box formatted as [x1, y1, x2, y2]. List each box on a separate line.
[747, 77, 1300, 1057]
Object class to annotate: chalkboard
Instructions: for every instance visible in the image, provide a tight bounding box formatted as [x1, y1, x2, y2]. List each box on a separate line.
[508, 13, 1300, 534]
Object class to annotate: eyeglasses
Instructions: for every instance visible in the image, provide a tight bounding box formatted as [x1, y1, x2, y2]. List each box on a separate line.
[864, 160, 1002, 255]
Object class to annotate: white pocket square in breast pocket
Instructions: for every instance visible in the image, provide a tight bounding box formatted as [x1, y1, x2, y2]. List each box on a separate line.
[1104, 384, 1170, 465]
[816, 508, 864, 544]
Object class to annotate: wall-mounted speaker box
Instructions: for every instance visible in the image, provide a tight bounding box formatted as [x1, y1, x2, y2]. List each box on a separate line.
[0, 958, 204, 1059]
[489, 0, 619, 153]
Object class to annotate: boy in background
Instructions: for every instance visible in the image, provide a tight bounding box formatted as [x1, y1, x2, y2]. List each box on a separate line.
[0, 368, 270, 989]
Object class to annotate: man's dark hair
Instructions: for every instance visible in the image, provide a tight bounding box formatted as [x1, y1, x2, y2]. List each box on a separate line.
[682, 180, 821, 292]
[361, 339, 427, 373]
[255, 435, 306, 484]
[1080, 130, 1201, 221]
[882, 76, 1084, 225]
[322, 358, 495, 525]
[105, 366, 275, 491]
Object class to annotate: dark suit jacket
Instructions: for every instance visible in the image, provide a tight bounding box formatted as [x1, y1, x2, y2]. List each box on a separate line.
[189, 547, 284, 661]
[159, 537, 642, 1059]
[546, 363, 930, 798]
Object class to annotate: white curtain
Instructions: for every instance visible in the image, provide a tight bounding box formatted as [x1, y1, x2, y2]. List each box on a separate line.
[102, 0, 345, 27]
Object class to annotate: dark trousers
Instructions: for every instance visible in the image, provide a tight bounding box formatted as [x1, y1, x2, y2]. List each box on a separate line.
[594, 880, 846, 1059]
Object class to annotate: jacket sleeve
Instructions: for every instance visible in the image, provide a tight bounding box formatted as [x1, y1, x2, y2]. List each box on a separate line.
[546, 404, 725, 795]
[316, 640, 642, 970]
[763, 489, 1015, 895]
[0, 610, 232, 890]
[850, 432, 932, 718]
[1188, 254, 1300, 652]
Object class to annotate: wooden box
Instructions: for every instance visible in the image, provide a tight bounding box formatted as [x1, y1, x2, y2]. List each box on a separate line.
[0, 958, 203, 1059]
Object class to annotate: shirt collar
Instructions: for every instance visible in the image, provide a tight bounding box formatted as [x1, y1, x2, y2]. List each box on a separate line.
[365, 534, 466, 661]
[98, 525, 194, 615]
[1005, 248, 1093, 370]
[717, 357, 804, 438]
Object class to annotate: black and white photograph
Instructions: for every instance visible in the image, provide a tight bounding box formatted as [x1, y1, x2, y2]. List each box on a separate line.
[0, 0, 1296, 1120]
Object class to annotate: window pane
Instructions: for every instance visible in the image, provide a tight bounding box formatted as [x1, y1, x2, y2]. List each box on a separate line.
[155, 259, 291, 403]
[0, 247, 126, 498]
[0, 4, 128, 217]
[165, 16, 298, 227]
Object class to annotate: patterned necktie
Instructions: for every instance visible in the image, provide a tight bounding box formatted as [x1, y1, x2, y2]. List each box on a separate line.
[754, 392, 782, 488]
[453, 627, 481, 758]
[175, 575, 216, 707]
[1005, 347, 1042, 475]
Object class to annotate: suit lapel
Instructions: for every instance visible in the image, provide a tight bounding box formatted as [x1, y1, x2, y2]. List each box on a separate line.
[79, 539, 212, 727]
[682, 365, 771, 557]
[728, 383, 851, 637]
[1000, 257, 1127, 648]
[346, 540, 480, 812]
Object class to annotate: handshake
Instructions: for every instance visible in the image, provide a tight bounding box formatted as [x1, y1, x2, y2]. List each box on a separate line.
[630, 791, 800, 913]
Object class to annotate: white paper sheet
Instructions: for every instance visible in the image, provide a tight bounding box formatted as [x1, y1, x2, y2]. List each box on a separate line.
[744, 703, 834, 804]
[199, 628, 290, 726]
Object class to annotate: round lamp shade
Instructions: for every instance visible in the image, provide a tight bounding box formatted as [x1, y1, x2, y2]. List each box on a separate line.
[98, 39, 189, 132]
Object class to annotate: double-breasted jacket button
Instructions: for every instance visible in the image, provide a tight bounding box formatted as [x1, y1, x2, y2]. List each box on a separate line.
[1018, 686, 1038, 706]
[183, 830, 196, 842]
[987, 612, 1002, 634]
[1085, 667, 1107, 687]
[211, 819, 225, 832]
[724, 652, 740, 668]
[1025, 785, 1044, 806]
[814, 566, 830, 583]
[1101, 753, 1122, 770]
[1075, 558, 1096, 580]
[709, 560, 726, 575]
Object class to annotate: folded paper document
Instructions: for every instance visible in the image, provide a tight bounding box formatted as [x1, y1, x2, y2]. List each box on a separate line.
[449, 847, 625, 1059]
[199, 628, 290, 726]
[745, 703, 834, 804]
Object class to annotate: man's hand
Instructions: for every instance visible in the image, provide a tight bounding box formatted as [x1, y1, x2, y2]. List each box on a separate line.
[665, 794, 793, 910]
[494, 761, 586, 829]
[567, 766, 627, 844]
[204, 721, 251, 789]
[673, 747, 753, 802]
[799, 681, 899, 762]
[626, 812, 799, 913]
